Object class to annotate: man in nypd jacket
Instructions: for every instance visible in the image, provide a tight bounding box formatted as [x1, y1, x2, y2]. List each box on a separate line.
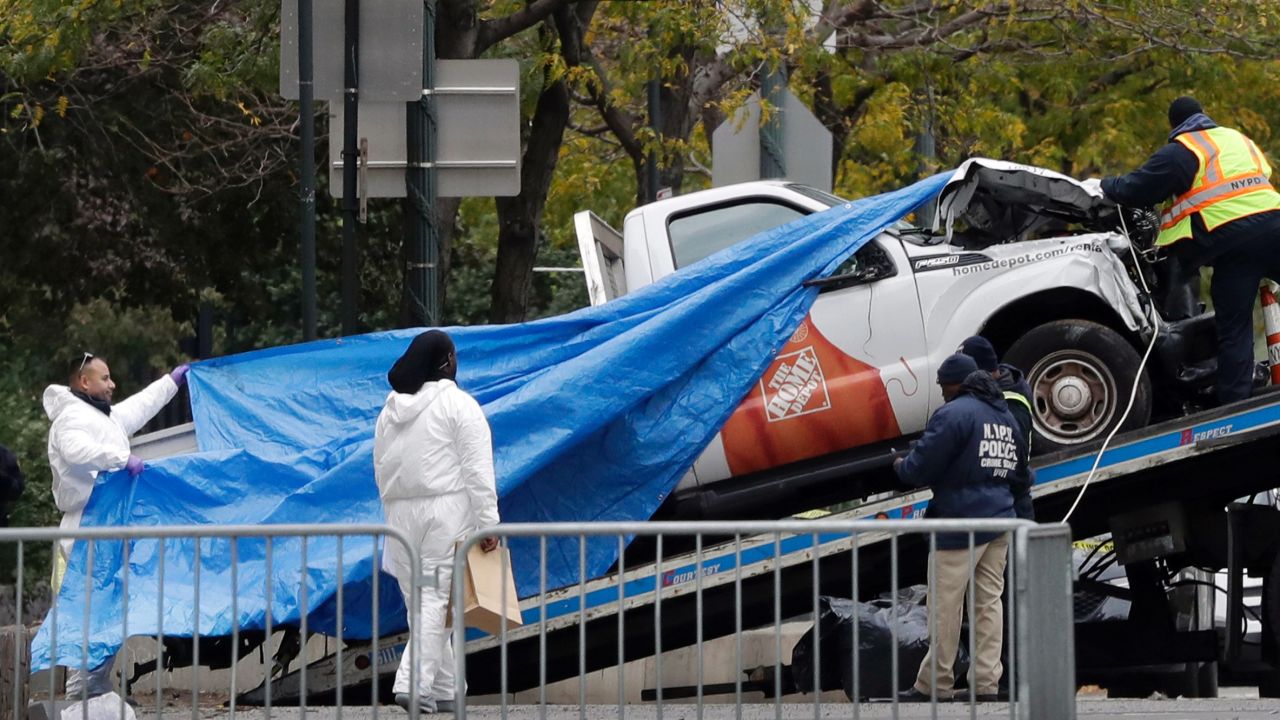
[892, 353, 1028, 703]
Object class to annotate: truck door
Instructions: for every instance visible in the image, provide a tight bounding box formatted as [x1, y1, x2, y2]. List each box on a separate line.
[574, 211, 626, 307]
[698, 235, 931, 481]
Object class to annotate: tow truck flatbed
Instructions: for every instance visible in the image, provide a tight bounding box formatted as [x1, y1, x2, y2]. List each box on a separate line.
[249, 391, 1280, 700]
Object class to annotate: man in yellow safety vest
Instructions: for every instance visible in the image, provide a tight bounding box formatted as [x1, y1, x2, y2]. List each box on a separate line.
[1101, 96, 1280, 404]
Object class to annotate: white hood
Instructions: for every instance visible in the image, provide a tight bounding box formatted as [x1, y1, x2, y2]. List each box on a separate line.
[43, 385, 84, 423]
[378, 380, 448, 427]
[934, 158, 1116, 241]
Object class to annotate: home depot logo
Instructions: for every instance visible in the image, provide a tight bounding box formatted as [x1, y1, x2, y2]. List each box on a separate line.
[762, 346, 831, 422]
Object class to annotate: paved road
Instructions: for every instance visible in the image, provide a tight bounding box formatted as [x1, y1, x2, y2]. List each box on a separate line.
[117, 699, 1280, 720]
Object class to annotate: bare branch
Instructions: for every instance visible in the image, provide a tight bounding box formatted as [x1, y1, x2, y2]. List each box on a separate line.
[577, 49, 643, 163]
[477, 0, 576, 56]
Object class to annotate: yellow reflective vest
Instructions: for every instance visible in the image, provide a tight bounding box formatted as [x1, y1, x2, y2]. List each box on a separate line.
[1157, 126, 1280, 247]
[1003, 390, 1032, 449]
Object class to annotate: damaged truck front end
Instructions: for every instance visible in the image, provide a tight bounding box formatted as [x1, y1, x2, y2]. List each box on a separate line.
[932, 159, 1222, 450]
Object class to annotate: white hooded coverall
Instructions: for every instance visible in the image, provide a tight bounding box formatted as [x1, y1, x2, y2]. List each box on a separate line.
[373, 379, 500, 708]
[43, 375, 178, 696]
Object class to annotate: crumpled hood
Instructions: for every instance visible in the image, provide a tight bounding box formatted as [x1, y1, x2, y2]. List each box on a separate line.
[933, 158, 1116, 240]
[960, 370, 1007, 409]
[380, 379, 450, 425]
[42, 385, 80, 422]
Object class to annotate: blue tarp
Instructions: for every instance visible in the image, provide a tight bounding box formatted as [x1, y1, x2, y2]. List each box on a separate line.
[32, 173, 949, 672]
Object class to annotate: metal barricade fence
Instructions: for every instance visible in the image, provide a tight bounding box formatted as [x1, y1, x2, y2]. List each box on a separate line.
[451, 520, 1075, 720]
[0, 524, 421, 720]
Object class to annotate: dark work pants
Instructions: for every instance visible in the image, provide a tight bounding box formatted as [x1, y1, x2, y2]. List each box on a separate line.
[1210, 229, 1280, 404]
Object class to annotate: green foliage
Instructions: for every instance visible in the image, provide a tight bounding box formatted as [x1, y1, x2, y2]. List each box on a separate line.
[183, 4, 282, 98]
[61, 298, 192, 396]
[1, 3, 1280, 578]
[0, 367, 58, 586]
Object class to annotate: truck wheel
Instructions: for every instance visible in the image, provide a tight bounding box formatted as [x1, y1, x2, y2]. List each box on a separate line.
[1004, 320, 1152, 455]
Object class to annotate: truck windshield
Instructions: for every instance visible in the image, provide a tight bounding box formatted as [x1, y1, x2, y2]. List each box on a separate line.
[668, 200, 809, 268]
[667, 185, 920, 268]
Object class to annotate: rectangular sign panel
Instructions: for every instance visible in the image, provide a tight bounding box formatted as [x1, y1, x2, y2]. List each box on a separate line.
[328, 59, 521, 198]
[280, 0, 423, 101]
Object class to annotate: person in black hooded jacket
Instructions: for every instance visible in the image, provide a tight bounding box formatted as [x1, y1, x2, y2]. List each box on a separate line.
[960, 335, 1035, 521]
[1100, 96, 1280, 404]
[892, 353, 1025, 703]
[0, 445, 24, 527]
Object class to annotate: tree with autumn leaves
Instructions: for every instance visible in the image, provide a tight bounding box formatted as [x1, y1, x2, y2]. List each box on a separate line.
[1, 0, 1279, 532]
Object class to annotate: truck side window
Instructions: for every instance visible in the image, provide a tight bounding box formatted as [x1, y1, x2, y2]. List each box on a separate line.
[668, 201, 808, 268]
[818, 241, 896, 293]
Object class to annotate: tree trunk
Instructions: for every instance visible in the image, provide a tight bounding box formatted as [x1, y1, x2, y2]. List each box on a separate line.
[488, 4, 594, 323]
[811, 71, 850, 187]
[489, 75, 571, 324]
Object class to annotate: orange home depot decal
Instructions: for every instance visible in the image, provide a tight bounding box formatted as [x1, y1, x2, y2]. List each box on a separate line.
[722, 317, 902, 477]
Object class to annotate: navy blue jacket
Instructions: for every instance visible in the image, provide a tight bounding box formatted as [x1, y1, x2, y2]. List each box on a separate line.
[995, 364, 1035, 521]
[895, 371, 1021, 549]
[0, 445, 23, 528]
[1101, 113, 1280, 272]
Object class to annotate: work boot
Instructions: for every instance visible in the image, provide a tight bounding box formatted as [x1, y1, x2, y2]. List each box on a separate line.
[394, 693, 411, 711]
[897, 687, 947, 703]
[435, 700, 455, 713]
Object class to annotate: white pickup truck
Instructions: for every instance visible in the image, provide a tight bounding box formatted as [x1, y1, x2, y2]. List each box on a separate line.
[577, 159, 1222, 519]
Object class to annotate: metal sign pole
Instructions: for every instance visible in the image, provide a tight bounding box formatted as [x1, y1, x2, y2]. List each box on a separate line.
[760, 65, 786, 179]
[340, 0, 361, 335]
[646, 77, 660, 203]
[404, 0, 437, 327]
[299, 0, 317, 341]
[424, 0, 439, 325]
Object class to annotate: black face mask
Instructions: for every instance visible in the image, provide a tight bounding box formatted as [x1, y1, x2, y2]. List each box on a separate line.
[71, 390, 111, 417]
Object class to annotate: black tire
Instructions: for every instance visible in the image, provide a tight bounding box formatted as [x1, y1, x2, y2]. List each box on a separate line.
[1004, 320, 1152, 455]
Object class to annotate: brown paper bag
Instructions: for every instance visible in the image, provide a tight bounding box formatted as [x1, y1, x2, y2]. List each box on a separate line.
[448, 543, 523, 636]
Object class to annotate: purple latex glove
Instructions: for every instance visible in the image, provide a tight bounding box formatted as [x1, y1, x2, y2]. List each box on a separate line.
[125, 454, 145, 477]
[170, 364, 190, 387]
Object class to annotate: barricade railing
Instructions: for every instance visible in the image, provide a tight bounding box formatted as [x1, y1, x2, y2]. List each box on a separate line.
[452, 519, 1075, 720]
[0, 524, 420, 720]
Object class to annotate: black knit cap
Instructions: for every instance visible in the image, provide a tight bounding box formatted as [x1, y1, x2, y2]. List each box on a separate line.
[959, 335, 999, 372]
[937, 353, 979, 385]
[387, 330, 455, 394]
[1168, 96, 1203, 129]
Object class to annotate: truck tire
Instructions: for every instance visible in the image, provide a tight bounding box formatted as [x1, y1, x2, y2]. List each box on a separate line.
[1004, 320, 1152, 455]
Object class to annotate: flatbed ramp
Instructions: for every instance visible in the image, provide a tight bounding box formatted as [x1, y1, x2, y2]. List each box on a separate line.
[255, 392, 1280, 701]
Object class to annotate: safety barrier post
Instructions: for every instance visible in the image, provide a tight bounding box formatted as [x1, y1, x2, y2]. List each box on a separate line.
[1015, 523, 1076, 720]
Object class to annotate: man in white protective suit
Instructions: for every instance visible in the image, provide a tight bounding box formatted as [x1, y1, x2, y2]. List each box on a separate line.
[44, 352, 188, 698]
[374, 330, 501, 713]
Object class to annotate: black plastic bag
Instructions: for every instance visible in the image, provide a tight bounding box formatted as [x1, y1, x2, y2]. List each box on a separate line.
[791, 591, 971, 701]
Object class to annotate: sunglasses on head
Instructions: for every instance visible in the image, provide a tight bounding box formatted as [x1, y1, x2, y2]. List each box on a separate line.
[79, 352, 94, 372]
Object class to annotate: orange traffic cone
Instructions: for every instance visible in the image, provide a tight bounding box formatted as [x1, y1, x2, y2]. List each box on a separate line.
[1262, 283, 1280, 386]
